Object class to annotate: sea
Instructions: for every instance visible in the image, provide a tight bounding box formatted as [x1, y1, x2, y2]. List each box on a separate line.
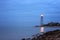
[0, 26, 60, 40]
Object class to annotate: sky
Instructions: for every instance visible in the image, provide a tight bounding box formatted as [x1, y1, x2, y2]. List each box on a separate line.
[0, 0, 60, 27]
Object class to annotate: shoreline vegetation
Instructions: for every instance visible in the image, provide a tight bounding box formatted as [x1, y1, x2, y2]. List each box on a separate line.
[35, 22, 60, 27]
[22, 30, 60, 40]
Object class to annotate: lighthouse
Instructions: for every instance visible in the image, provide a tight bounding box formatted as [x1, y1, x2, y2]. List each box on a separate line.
[40, 14, 44, 34]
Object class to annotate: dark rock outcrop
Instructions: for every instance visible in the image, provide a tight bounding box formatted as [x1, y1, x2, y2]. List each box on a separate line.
[44, 22, 60, 27]
[32, 30, 60, 40]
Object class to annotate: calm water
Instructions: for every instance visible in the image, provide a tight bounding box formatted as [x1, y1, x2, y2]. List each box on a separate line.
[0, 26, 60, 40]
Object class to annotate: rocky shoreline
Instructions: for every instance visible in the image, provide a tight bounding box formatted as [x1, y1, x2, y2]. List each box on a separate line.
[22, 30, 60, 40]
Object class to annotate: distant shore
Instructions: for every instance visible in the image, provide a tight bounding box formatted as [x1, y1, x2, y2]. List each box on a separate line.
[35, 22, 60, 27]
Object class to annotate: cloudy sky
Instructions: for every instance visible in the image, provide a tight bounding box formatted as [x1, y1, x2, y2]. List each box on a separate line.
[0, 0, 60, 27]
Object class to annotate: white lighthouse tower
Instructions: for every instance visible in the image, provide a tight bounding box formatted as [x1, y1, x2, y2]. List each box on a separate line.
[40, 14, 44, 34]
